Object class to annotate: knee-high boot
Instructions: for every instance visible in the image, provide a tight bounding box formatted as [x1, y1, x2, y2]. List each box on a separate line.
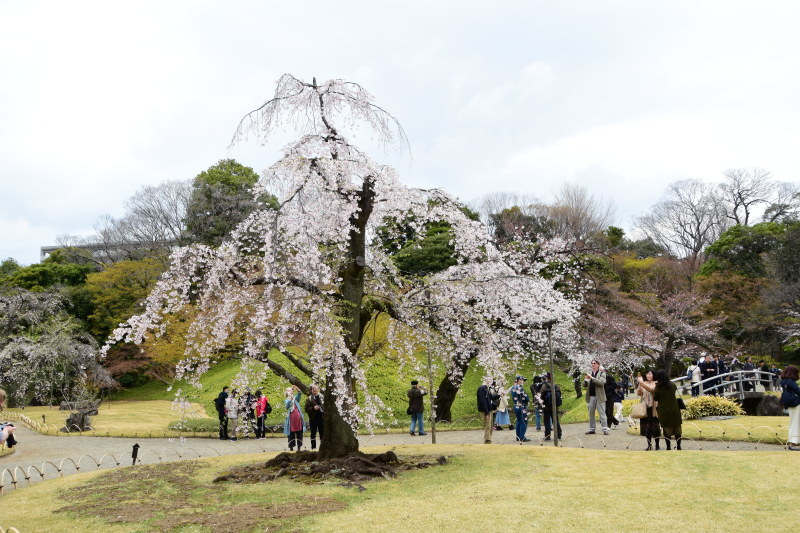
[654, 437, 660, 450]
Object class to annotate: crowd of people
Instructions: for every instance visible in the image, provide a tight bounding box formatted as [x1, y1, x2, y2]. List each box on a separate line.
[214, 384, 325, 451]
[4, 357, 798, 454]
[686, 354, 782, 396]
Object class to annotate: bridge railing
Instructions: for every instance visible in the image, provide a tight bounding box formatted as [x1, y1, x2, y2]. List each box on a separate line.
[672, 370, 778, 399]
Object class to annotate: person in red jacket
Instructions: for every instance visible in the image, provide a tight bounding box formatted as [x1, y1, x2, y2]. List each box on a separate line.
[254, 390, 269, 439]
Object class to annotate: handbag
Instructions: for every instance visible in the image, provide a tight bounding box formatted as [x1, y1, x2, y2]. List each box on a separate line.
[677, 397, 687, 410]
[630, 401, 647, 419]
[406, 406, 413, 415]
[780, 388, 800, 408]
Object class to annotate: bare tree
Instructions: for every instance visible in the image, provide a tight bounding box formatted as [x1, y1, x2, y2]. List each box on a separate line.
[547, 183, 615, 245]
[637, 179, 727, 269]
[59, 180, 192, 265]
[764, 181, 800, 223]
[717, 168, 773, 226]
[469, 192, 540, 235]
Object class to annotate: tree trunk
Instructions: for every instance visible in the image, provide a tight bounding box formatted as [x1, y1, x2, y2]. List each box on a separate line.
[434, 353, 475, 422]
[657, 337, 676, 375]
[317, 378, 360, 459]
[318, 176, 375, 459]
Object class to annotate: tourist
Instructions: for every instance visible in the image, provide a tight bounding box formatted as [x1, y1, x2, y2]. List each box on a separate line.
[304, 384, 324, 450]
[283, 385, 305, 451]
[699, 354, 717, 395]
[742, 357, 756, 392]
[531, 375, 543, 431]
[714, 355, 727, 394]
[612, 383, 625, 427]
[780, 365, 800, 451]
[214, 386, 230, 440]
[540, 372, 562, 441]
[510, 375, 530, 442]
[407, 380, 427, 436]
[584, 360, 609, 435]
[225, 389, 240, 441]
[254, 390, 268, 439]
[758, 360, 771, 390]
[240, 388, 256, 437]
[604, 373, 619, 429]
[477, 380, 499, 444]
[639, 369, 682, 450]
[688, 360, 701, 397]
[636, 370, 662, 450]
[493, 386, 510, 431]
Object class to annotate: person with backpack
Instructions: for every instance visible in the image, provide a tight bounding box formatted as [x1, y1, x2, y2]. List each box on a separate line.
[779, 365, 800, 451]
[214, 386, 230, 440]
[540, 372, 561, 441]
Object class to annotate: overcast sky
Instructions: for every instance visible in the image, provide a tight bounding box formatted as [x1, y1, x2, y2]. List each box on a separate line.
[2, 1, 800, 265]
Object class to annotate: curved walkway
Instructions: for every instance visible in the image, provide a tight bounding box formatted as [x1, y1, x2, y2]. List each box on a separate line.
[0, 422, 786, 494]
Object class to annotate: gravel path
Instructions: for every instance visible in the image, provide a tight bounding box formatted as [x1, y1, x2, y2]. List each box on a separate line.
[0, 421, 786, 493]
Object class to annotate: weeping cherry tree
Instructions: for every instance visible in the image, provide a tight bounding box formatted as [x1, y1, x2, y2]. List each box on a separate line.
[106, 75, 580, 458]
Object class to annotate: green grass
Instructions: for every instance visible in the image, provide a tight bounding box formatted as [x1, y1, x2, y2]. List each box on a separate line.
[106, 319, 577, 430]
[0, 444, 797, 532]
[625, 415, 792, 444]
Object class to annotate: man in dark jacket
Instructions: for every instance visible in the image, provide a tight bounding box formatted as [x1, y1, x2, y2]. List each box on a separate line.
[214, 386, 230, 440]
[540, 372, 561, 441]
[699, 354, 717, 395]
[477, 380, 500, 444]
[304, 384, 324, 450]
[407, 380, 427, 436]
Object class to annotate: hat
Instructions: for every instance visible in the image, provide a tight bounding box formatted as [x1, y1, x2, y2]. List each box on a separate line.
[411, 380, 418, 385]
[515, 375, 526, 381]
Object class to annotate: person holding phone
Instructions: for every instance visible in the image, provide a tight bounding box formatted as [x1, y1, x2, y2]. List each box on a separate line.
[584, 360, 609, 435]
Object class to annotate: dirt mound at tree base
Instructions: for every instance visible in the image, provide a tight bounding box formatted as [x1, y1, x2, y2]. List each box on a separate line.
[214, 450, 448, 487]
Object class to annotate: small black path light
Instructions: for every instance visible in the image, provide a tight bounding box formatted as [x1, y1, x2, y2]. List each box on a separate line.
[131, 443, 140, 466]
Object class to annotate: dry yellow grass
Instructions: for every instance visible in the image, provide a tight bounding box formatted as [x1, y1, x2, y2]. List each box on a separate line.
[0, 444, 797, 532]
[5, 400, 208, 437]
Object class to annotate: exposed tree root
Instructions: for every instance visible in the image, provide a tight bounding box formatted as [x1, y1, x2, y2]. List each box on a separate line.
[214, 450, 448, 487]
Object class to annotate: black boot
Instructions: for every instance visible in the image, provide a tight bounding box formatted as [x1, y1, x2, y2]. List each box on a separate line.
[665, 438, 672, 450]
[311, 439, 316, 450]
[676, 437, 682, 450]
[655, 438, 660, 450]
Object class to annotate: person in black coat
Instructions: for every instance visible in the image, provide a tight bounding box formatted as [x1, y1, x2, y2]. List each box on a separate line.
[477, 381, 500, 444]
[604, 373, 619, 428]
[214, 386, 230, 440]
[714, 355, 727, 394]
[699, 354, 717, 395]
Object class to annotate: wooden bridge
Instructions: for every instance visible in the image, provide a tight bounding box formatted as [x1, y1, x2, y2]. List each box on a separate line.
[672, 370, 780, 414]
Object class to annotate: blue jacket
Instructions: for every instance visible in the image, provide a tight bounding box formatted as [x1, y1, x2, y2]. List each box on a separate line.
[283, 391, 306, 435]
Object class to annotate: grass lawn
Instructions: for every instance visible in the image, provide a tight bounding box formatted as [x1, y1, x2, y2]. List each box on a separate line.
[0, 444, 797, 532]
[626, 415, 792, 444]
[5, 401, 210, 438]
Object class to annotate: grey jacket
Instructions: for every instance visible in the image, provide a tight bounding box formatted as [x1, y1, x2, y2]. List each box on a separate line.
[584, 370, 607, 403]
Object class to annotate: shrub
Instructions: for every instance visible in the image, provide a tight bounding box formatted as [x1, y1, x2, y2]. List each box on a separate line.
[683, 396, 744, 420]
